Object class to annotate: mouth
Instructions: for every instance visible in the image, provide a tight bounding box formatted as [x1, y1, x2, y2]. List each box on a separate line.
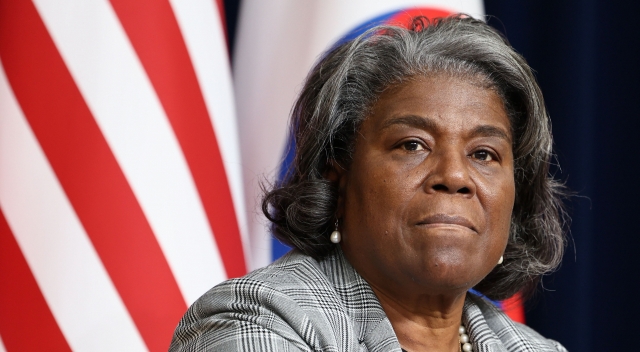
[417, 214, 478, 233]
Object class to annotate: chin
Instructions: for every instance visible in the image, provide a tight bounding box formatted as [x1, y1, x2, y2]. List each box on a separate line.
[406, 256, 488, 293]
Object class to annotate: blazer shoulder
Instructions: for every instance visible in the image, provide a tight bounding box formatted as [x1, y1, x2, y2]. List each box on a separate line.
[512, 323, 568, 352]
[467, 294, 568, 352]
[170, 251, 357, 351]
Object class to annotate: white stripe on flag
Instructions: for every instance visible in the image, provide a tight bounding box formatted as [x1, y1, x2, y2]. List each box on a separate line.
[305, 0, 484, 50]
[169, 0, 251, 270]
[235, 1, 313, 268]
[0, 334, 6, 352]
[0, 61, 147, 352]
[33, 0, 227, 304]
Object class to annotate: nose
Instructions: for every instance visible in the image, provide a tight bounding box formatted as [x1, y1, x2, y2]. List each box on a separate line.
[423, 149, 476, 197]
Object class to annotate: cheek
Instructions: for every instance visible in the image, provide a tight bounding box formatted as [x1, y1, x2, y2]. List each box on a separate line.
[483, 178, 515, 243]
[478, 174, 515, 244]
[344, 154, 418, 235]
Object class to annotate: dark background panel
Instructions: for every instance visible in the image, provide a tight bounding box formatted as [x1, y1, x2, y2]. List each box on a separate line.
[484, 1, 640, 350]
[222, 0, 240, 56]
[224, 1, 640, 350]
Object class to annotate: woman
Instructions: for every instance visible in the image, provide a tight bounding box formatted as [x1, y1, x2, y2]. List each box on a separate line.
[170, 15, 567, 352]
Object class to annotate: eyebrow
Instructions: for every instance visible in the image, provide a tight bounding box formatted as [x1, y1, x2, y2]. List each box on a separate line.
[469, 125, 512, 142]
[381, 115, 512, 142]
[380, 115, 438, 131]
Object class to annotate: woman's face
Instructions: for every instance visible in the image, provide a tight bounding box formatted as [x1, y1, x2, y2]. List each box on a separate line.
[338, 75, 515, 296]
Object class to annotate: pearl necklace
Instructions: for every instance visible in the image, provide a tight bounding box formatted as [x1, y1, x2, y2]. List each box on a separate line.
[459, 325, 472, 351]
[400, 324, 472, 352]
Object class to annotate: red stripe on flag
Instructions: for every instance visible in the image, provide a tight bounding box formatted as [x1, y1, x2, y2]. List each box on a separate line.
[0, 209, 72, 351]
[388, 7, 453, 29]
[0, 2, 186, 351]
[215, 0, 228, 45]
[502, 293, 526, 324]
[109, 0, 247, 277]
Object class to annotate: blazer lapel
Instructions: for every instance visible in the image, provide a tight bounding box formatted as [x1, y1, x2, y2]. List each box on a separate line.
[321, 248, 403, 351]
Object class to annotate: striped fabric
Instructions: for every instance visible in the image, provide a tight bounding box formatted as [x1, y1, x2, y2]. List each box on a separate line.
[170, 248, 567, 352]
[0, 1, 247, 351]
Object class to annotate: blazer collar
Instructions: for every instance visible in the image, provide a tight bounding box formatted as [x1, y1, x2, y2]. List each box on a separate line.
[318, 247, 527, 352]
[319, 247, 402, 351]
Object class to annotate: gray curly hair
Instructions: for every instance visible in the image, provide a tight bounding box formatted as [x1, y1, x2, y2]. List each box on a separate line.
[262, 15, 567, 300]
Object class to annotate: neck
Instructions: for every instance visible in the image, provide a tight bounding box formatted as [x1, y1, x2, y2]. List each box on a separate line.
[370, 284, 467, 352]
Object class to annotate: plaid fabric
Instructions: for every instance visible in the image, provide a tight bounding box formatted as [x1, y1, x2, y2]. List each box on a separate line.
[170, 248, 567, 352]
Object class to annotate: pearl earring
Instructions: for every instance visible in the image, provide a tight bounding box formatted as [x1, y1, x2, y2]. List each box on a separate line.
[497, 255, 504, 265]
[330, 219, 341, 244]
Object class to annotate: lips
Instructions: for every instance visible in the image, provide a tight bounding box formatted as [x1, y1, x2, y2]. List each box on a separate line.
[417, 214, 478, 233]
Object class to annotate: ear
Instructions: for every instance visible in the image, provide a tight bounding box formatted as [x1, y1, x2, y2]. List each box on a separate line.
[324, 159, 348, 218]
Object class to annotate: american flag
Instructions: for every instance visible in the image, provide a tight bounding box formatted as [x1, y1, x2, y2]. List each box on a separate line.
[0, 0, 247, 351]
[0, 1, 525, 351]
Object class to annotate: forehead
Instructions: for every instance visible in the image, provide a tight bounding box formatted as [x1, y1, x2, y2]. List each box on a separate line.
[365, 75, 511, 138]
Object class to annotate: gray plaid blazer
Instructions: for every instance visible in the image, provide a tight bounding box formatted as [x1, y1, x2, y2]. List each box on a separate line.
[170, 248, 567, 352]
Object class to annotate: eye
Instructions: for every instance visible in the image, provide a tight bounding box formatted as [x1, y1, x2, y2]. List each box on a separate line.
[471, 150, 495, 161]
[401, 140, 425, 151]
